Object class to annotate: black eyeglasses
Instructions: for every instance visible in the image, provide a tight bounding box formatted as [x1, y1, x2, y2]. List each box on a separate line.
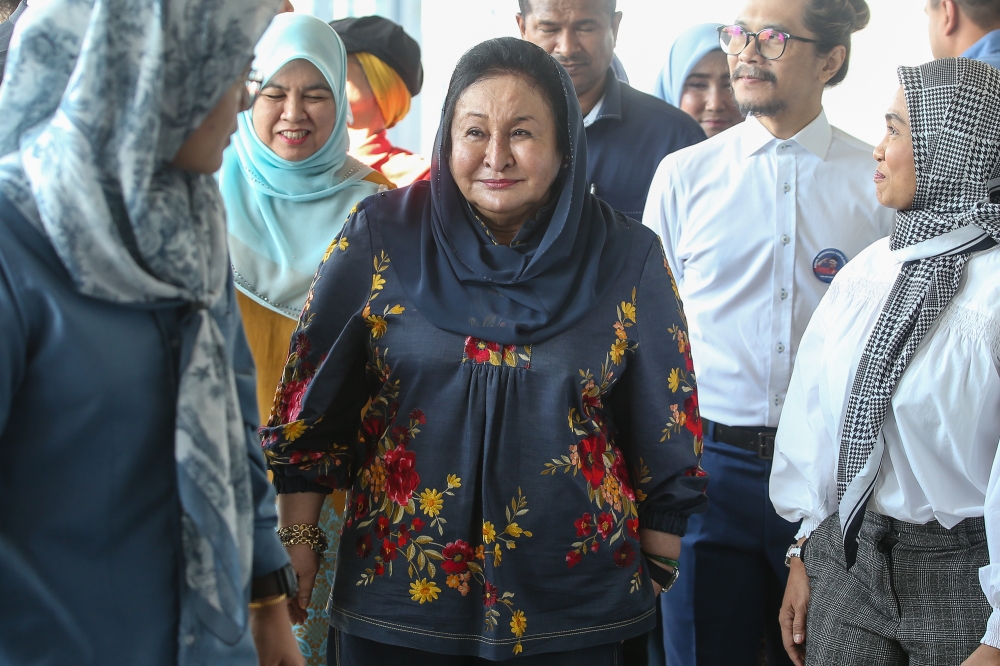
[718, 24, 817, 60]
[244, 70, 264, 110]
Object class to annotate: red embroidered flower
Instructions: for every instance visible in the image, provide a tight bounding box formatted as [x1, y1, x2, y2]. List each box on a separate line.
[397, 524, 410, 547]
[684, 466, 708, 478]
[566, 551, 582, 568]
[288, 450, 324, 465]
[613, 542, 636, 568]
[380, 539, 398, 561]
[442, 540, 475, 574]
[574, 513, 593, 537]
[590, 541, 600, 553]
[411, 517, 425, 532]
[482, 581, 499, 607]
[356, 534, 373, 559]
[391, 425, 412, 448]
[361, 414, 386, 443]
[684, 393, 703, 440]
[610, 449, 636, 501]
[375, 516, 390, 540]
[382, 446, 420, 506]
[579, 434, 606, 489]
[374, 563, 385, 576]
[409, 409, 426, 424]
[293, 332, 311, 358]
[353, 493, 369, 520]
[596, 512, 615, 539]
[626, 518, 640, 539]
[280, 378, 311, 422]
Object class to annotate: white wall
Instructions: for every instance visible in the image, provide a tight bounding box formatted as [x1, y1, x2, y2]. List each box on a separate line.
[298, 0, 934, 154]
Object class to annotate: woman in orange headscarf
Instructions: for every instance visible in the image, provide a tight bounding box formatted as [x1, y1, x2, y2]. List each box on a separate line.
[331, 16, 430, 187]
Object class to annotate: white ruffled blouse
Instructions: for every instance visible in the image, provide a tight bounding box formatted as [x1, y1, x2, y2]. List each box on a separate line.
[770, 236, 1000, 646]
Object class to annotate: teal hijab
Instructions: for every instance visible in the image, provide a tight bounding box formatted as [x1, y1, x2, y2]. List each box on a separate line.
[221, 12, 380, 318]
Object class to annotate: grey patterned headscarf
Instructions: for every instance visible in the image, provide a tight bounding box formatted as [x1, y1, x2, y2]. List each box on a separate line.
[837, 57, 1000, 568]
[0, 0, 279, 642]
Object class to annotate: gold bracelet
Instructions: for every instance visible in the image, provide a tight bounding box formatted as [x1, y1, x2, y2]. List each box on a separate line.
[277, 523, 329, 555]
[248, 592, 288, 609]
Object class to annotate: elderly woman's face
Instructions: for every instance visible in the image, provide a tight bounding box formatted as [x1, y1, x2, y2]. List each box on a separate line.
[680, 50, 744, 138]
[450, 74, 563, 243]
[873, 86, 917, 211]
[252, 59, 336, 162]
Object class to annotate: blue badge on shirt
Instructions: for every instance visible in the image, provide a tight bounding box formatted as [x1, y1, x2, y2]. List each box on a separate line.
[812, 248, 848, 283]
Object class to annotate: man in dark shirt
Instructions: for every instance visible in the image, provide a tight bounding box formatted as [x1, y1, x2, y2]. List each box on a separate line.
[518, 0, 705, 220]
[0, 0, 26, 83]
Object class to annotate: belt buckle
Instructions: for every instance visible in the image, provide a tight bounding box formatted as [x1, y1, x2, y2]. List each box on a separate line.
[757, 432, 775, 460]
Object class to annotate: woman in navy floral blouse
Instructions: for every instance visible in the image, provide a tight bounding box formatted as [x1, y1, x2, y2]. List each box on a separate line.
[262, 37, 708, 664]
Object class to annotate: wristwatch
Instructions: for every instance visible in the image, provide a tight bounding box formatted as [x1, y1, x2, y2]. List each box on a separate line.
[251, 562, 299, 602]
[643, 554, 681, 593]
[784, 541, 805, 567]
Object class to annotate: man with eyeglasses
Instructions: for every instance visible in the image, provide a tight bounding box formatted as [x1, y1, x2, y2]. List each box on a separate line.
[642, 0, 893, 664]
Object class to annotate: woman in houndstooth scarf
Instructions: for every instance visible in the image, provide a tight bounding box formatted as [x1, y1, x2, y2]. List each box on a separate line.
[769, 56, 1000, 666]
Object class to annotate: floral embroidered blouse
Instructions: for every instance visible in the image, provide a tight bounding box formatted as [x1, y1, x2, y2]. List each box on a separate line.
[262, 206, 708, 658]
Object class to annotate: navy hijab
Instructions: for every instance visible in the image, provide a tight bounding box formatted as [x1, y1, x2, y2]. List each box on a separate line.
[369, 37, 633, 346]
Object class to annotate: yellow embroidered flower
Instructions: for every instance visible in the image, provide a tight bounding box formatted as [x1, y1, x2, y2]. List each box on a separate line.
[283, 420, 307, 441]
[368, 460, 386, 495]
[447, 474, 462, 488]
[419, 488, 444, 517]
[371, 273, 386, 292]
[676, 331, 688, 355]
[668, 368, 681, 393]
[610, 339, 628, 364]
[510, 610, 527, 637]
[482, 521, 496, 544]
[621, 301, 636, 323]
[493, 543, 502, 567]
[475, 544, 486, 561]
[446, 574, 462, 589]
[505, 523, 523, 538]
[365, 315, 388, 338]
[409, 578, 441, 604]
[514, 642, 523, 655]
[337, 237, 349, 251]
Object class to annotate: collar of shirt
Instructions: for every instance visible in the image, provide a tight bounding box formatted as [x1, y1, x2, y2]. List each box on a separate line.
[583, 67, 622, 128]
[739, 109, 833, 161]
[962, 29, 1000, 64]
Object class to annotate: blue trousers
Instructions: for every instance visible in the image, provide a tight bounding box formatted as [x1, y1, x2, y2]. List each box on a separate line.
[661, 424, 798, 666]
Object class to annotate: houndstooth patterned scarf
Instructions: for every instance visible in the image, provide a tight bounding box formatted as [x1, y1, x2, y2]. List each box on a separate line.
[837, 58, 1000, 567]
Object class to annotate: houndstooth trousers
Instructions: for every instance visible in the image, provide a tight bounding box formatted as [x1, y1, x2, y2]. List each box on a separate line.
[803, 511, 991, 665]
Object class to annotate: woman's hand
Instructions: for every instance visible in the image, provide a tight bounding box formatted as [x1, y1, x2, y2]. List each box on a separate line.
[276, 492, 328, 625]
[963, 645, 1000, 665]
[639, 528, 681, 595]
[250, 599, 305, 666]
[779, 540, 810, 666]
[286, 543, 320, 625]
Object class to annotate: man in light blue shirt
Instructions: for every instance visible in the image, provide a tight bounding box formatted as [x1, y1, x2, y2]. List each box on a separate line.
[926, 0, 1000, 69]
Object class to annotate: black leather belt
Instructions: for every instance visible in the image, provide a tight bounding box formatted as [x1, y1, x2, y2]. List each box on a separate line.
[705, 420, 777, 460]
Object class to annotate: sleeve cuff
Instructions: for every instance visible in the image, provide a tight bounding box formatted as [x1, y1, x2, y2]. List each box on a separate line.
[795, 515, 824, 540]
[251, 525, 289, 578]
[638, 509, 689, 536]
[982, 608, 1000, 649]
[272, 473, 332, 495]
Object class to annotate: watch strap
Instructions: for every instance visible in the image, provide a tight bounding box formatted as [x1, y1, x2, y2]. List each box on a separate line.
[251, 562, 299, 602]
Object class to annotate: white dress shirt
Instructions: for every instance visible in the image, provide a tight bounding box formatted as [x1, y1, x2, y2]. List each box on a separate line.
[770, 238, 1000, 646]
[642, 111, 894, 427]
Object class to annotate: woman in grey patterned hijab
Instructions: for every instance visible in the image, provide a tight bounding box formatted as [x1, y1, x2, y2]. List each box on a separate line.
[0, 0, 304, 663]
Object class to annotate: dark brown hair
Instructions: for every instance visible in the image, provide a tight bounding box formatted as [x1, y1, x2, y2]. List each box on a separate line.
[803, 0, 871, 87]
[931, 0, 1000, 28]
[518, 0, 616, 17]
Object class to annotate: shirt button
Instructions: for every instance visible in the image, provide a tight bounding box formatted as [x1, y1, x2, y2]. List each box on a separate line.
[183, 634, 195, 646]
[776, 343, 786, 353]
[780, 289, 788, 300]
[780, 235, 790, 245]
[783, 183, 791, 193]
[774, 395, 781, 406]
[779, 144, 790, 150]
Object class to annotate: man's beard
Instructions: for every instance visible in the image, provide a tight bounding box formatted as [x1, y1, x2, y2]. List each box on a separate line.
[732, 64, 785, 117]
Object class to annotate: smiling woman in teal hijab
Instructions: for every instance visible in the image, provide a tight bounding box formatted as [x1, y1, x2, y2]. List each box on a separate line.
[221, 12, 391, 416]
